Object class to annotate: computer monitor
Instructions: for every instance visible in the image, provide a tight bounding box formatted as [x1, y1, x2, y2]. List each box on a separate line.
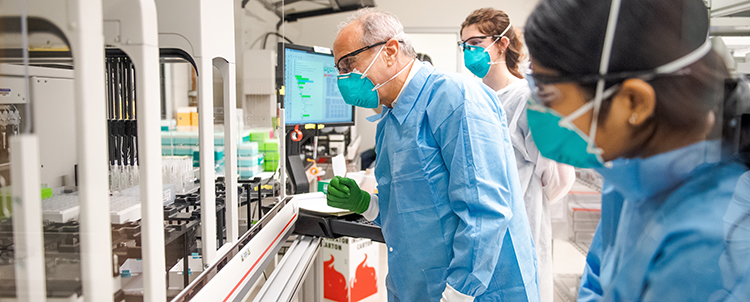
[278, 43, 354, 126]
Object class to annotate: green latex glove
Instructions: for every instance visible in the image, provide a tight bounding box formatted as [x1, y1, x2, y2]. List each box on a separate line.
[326, 176, 370, 214]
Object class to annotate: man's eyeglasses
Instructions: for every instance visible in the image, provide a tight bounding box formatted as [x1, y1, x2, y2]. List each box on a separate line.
[335, 40, 404, 74]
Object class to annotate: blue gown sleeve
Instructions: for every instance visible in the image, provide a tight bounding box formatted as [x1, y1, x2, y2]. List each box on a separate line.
[373, 193, 382, 226]
[431, 84, 515, 297]
[578, 222, 604, 302]
[637, 231, 725, 301]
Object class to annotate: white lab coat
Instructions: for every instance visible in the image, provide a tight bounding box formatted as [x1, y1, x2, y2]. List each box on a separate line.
[496, 79, 576, 302]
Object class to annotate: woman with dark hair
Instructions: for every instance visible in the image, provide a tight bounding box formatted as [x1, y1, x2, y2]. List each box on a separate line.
[460, 8, 575, 302]
[524, 0, 746, 300]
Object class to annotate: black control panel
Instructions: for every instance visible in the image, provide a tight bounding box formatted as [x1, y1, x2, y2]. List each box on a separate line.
[294, 209, 384, 243]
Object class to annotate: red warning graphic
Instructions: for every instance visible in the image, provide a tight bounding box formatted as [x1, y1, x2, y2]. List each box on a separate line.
[351, 254, 378, 301]
[324, 255, 349, 302]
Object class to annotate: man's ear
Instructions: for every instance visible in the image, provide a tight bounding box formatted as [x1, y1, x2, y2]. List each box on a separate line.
[384, 38, 401, 66]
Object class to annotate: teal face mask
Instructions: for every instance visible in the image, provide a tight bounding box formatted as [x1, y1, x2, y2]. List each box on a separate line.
[461, 23, 511, 78]
[463, 44, 495, 78]
[337, 43, 413, 109]
[526, 101, 607, 169]
[525, 71, 622, 169]
[337, 71, 380, 108]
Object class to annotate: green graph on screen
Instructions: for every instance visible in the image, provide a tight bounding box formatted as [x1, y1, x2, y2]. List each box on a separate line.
[296, 75, 313, 98]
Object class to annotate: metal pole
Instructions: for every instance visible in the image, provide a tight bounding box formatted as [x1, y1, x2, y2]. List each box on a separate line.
[11, 135, 46, 302]
[198, 57, 217, 265]
[73, 0, 114, 300]
[183, 231, 189, 287]
[123, 0, 168, 298]
[13, 9, 46, 301]
[220, 59, 239, 244]
[278, 106, 286, 201]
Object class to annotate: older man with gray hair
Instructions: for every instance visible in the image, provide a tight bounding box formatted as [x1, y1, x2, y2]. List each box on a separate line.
[325, 8, 539, 302]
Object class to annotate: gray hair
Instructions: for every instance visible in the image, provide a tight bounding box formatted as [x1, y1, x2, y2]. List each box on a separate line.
[338, 8, 417, 59]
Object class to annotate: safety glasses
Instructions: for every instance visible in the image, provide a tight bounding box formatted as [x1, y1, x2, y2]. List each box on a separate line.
[526, 72, 566, 106]
[457, 35, 501, 52]
[335, 40, 404, 74]
[526, 71, 627, 106]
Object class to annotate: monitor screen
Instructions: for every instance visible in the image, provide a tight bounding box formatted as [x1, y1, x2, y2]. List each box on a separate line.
[281, 44, 354, 125]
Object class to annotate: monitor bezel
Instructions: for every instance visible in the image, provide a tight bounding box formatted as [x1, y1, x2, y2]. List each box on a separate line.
[277, 42, 355, 126]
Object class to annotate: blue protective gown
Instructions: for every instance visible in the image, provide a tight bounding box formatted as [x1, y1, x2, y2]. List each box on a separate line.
[367, 62, 539, 301]
[720, 171, 750, 302]
[497, 79, 576, 302]
[576, 141, 746, 301]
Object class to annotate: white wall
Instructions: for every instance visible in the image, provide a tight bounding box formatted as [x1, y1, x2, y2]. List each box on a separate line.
[235, 0, 540, 153]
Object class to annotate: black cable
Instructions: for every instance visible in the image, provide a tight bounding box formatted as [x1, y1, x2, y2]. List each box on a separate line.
[262, 32, 294, 49]
[124, 59, 131, 166]
[118, 57, 124, 120]
[128, 60, 136, 166]
[124, 59, 131, 120]
[264, 167, 277, 187]
[107, 57, 114, 119]
[132, 60, 138, 165]
[106, 57, 116, 165]
[119, 57, 125, 165]
[115, 58, 123, 165]
[256, 181, 262, 219]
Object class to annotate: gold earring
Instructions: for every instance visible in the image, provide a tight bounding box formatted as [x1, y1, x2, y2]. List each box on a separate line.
[629, 113, 638, 125]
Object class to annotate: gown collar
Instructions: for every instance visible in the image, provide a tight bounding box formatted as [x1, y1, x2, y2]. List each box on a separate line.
[366, 61, 434, 124]
[596, 140, 722, 202]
